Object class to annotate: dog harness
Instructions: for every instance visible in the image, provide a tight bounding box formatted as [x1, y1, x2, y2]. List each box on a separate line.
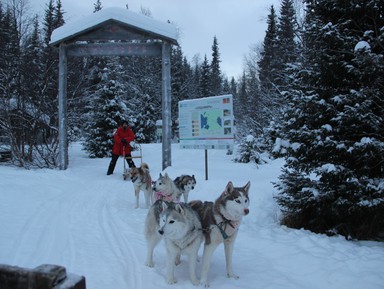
[154, 191, 174, 202]
[215, 214, 240, 240]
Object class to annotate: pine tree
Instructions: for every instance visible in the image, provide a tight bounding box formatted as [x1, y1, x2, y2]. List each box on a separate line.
[0, 5, 25, 166]
[82, 65, 128, 158]
[199, 55, 210, 97]
[234, 72, 248, 136]
[171, 46, 192, 137]
[43, 0, 55, 46]
[210, 36, 222, 96]
[275, 0, 384, 240]
[258, 5, 278, 91]
[190, 59, 201, 99]
[276, 0, 297, 90]
[41, 0, 65, 134]
[93, 0, 102, 12]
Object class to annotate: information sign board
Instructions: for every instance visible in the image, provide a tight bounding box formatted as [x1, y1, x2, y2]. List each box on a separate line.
[178, 94, 234, 150]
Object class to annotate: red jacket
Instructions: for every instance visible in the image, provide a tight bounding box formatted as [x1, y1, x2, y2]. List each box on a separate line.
[112, 126, 135, 156]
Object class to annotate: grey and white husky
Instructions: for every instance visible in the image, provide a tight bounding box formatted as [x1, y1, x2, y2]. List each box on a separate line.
[144, 199, 203, 285]
[152, 173, 180, 202]
[189, 181, 251, 287]
[174, 174, 197, 203]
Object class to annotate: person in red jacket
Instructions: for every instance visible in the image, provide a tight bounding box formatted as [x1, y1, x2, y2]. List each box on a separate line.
[107, 120, 136, 175]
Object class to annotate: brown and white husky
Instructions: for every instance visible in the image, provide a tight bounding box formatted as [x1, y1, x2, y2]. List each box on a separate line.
[189, 181, 251, 287]
[124, 163, 152, 209]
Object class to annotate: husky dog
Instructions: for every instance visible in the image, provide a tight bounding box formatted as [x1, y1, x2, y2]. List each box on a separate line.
[152, 173, 180, 202]
[144, 199, 203, 285]
[189, 181, 251, 287]
[124, 163, 152, 209]
[174, 174, 197, 203]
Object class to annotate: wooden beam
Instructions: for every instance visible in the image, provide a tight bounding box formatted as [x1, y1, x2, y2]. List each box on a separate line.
[67, 42, 162, 57]
[161, 42, 172, 170]
[58, 44, 68, 170]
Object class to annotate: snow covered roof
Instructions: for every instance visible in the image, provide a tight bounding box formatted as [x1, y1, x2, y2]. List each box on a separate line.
[50, 7, 178, 46]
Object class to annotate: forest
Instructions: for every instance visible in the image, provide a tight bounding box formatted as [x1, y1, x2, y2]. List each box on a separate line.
[0, 0, 383, 240]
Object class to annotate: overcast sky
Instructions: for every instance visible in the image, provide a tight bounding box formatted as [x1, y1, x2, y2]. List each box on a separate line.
[31, 0, 281, 79]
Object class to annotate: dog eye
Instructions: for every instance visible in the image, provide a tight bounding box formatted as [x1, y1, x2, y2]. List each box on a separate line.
[235, 200, 241, 204]
[169, 220, 175, 224]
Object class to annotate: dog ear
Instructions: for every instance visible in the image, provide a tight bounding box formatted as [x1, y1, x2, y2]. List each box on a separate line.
[224, 181, 234, 195]
[175, 204, 185, 215]
[243, 181, 251, 194]
[161, 201, 168, 212]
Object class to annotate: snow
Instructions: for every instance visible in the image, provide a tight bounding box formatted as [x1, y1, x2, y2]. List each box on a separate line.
[321, 163, 337, 173]
[354, 41, 371, 53]
[50, 7, 178, 46]
[1, 143, 383, 289]
[321, 124, 332, 132]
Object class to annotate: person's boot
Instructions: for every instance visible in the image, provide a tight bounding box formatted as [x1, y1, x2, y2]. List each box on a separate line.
[107, 163, 114, 175]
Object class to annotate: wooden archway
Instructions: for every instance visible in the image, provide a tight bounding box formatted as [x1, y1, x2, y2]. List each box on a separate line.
[50, 8, 178, 170]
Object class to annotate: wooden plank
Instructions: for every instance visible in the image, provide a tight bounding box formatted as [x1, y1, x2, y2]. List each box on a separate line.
[67, 42, 162, 57]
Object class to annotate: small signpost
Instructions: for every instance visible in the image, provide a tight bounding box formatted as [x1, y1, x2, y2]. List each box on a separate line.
[178, 94, 234, 180]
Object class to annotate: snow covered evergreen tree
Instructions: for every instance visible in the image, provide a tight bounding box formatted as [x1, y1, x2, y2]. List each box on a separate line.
[122, 55, 161, 142]
[275, 0, 384, 240]
[199, 55, 211, 97]
[210, 36, 222, 96]
[82, 64, 128, 158]
[258, 5, 278, 92]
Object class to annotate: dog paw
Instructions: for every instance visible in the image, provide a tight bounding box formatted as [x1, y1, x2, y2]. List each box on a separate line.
[166, 277, 177, 284]
[191, 278, 200, 286]
[199, 279, 209, 287]
[227, 272, 239, 279]
[145, 261, 154, 268]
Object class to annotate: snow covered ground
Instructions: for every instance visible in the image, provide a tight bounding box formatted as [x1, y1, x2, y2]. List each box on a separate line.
[0, 143, 383, 289]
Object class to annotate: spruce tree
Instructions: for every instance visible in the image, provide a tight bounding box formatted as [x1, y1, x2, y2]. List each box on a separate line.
[276, 0, 297, 90]
[93, 0, 102, 12]
[275, 0, 384, 240]
[258, 5, 278, 91]
[83, 65, 128, 158]
[199, 55, 210, 97]
[210, 36, 222, 96]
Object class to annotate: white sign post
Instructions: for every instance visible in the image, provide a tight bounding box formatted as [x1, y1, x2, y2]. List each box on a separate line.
[178, 94, 234, 180]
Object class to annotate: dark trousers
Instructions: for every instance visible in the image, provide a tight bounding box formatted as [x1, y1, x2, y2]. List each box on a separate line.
[107, 153, 135, 175]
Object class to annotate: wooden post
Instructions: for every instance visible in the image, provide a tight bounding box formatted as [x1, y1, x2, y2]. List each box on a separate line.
[205, 149, 208, 180]
[58, 43, 68, 170]
[161, 41, 172, 170]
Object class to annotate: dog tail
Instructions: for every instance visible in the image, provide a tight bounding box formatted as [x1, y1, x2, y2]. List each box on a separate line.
[141, 163, 149, 171]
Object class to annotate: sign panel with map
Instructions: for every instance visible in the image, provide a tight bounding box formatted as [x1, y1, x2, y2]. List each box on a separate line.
[178, 94, 234, 150]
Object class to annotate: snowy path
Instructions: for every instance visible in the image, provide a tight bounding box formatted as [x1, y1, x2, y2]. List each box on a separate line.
[1, 143, 383, 289]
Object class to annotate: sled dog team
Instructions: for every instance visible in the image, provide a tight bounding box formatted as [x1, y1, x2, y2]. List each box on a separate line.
[124, 162, 251, 287]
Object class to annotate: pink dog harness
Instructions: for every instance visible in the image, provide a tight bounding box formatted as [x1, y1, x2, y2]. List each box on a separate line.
[154, 191, 174, 202]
